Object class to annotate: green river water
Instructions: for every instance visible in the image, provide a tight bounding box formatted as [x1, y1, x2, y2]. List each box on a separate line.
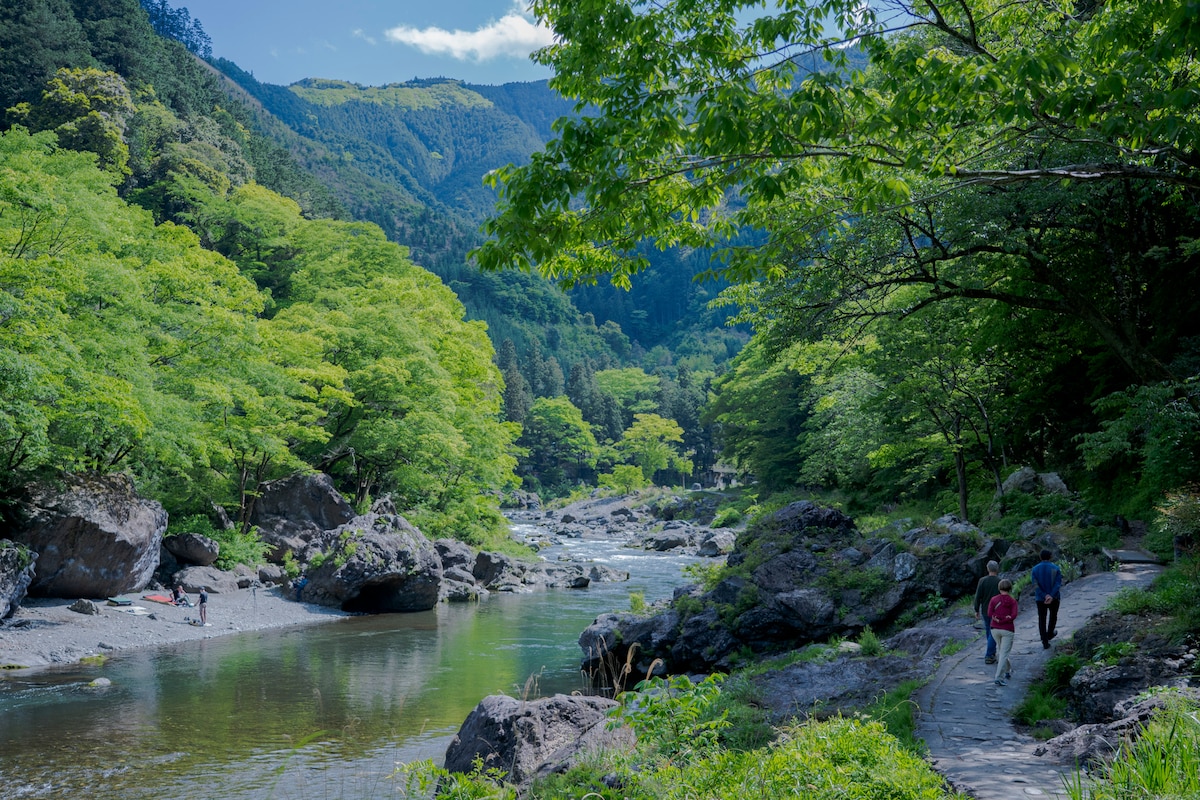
[0, 529, 698, 799]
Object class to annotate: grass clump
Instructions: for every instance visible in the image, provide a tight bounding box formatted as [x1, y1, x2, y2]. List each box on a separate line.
[860, 678, 926, 751]
[1014, 654, 1083, 733]
[1108, 557, 1200, 642]
[857, 626, 883, 657]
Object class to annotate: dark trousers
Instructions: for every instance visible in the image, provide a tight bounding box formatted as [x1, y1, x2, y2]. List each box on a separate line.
[1037, 597, 1060, 644]
[982, 617, 996, 659]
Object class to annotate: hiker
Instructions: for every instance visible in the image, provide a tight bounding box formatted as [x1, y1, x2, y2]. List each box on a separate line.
[198, 587, 209, 626]
[987, 579, 1018, 686]
[171, 585, 190, 606]
[1031, 549, 1062, 649]
[972, 560, 1002, 664]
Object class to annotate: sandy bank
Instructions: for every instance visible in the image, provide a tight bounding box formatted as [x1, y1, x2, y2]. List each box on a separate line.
[0, 585, 348, 669]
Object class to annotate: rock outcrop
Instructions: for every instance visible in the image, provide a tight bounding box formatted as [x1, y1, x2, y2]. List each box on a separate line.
[444, 694, 632, 786]
[302, 507, 443, 612]
[0, 541, 37, 618]
[249, 472, 356, 561]
[13, 474, 167, 598]
[579, 500, 989, 678]
[1036, 689, 1200, 767]
[163, 532, 220, 566]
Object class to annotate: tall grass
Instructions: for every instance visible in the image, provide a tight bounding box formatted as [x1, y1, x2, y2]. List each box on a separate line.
[1065, 699, 1200, 800]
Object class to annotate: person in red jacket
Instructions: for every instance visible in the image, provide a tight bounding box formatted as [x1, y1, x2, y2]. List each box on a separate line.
[987, 579, 1019, 686]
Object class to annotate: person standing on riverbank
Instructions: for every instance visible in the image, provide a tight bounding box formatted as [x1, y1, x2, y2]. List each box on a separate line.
[973, 561, 1002, 665]
[198, 588, 209, 626]
[987, 579, 1018, 686]
[1031, 550, 1062, 649]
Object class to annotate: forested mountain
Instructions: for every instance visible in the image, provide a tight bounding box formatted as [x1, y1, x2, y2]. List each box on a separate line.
[204, 62, 746, 371]
[0, 0, 526, 543]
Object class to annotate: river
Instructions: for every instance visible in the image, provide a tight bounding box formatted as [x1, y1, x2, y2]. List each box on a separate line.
[0, 523, 699, 800]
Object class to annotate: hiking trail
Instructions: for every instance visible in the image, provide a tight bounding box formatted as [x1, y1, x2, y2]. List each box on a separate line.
[916, 552, 1162, 799]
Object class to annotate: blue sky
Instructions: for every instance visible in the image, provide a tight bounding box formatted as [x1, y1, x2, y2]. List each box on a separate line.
[180, 0, 555, 87]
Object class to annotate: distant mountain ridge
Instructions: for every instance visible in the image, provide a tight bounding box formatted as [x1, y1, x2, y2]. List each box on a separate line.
[208, 59, 743, 368]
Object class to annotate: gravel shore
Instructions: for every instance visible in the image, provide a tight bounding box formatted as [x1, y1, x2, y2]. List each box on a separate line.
[0, 585, 348, 669]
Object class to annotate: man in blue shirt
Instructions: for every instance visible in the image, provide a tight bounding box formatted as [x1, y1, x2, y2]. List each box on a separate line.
[1031, 549, 1062, 649]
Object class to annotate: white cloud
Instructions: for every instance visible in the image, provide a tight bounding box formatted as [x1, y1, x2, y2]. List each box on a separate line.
[352, 29, 378, 46]
[384, 1, 554, 61]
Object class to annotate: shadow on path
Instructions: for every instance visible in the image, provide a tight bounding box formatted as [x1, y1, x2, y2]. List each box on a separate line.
[915, 562, 1162, 799]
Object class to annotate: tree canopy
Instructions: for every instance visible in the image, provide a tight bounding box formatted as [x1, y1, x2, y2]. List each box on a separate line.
[476, 0, 1200, 515]
[477, 0, 1200, 288]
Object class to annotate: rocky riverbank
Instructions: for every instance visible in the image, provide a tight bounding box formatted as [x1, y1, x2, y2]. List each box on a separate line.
[0, 585, 347, 669]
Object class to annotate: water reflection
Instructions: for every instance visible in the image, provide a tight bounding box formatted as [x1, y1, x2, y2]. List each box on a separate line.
[0, 533, 698, 800]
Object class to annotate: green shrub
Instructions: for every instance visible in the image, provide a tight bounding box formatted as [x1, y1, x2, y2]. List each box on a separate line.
[857, 626, 883, 657]
[629, 592, 647, 614]
[1093, 641, 1136, 665]
[1108, 557, 1200, 640]
[861, 679, 925, 751]
[711, 506, 743, 528]
[682, 561, 726, 592]
[939, 640, 965, 656]
[1043, 654, 1084, 691]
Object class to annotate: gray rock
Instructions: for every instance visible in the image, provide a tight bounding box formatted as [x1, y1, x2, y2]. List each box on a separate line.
[441, 565, 488, 602]
[444, 694, 630, 787]
[1039, 472, 1071, 495]
[1035, 690, 1200, 766]
[163, 532, 220, 567]
[68, 598, 101, 615]
[893, 552, 919, 581]
[698, 530, 736, 556]
[257, 564, 285, 585]
[0, 540, 37, 618]
[1018, 518, 1051, 539]
[14, 474, 166, 598]
[473, 551, 530, 591]
[174, 565, 240, 594]
[436, 538, 475, 571]
[304, 511, 442, 612]
[249, 472, 356, 561]
[639, 530, 693, 551]
[1001, 466, 1040, 495]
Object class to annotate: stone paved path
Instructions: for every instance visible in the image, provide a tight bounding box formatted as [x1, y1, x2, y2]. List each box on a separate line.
[915, 562, 1162, 800]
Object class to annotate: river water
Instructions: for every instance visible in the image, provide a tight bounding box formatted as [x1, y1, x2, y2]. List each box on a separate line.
[0, 524, 700, 800]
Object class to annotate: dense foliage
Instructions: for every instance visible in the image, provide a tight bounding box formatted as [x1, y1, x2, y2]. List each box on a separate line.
[0, 0, 523, 543]
[480, 0, 1200, 519]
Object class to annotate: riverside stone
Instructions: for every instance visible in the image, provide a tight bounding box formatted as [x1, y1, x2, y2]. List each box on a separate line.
[0, 541, 37, 618]
[445, 694, 632, 787]
[14, 474, 167, 598]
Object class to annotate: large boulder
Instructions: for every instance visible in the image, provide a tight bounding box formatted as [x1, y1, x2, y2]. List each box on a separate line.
[0, 541, 37, 618]
[303, 510, 442, 612]
[173, 565, 240, 594]
[13, 474, 167, 598]
[163, 532, 220, 567]
[249, 472, 356, 560]
[473, 551, 531, 592]
[1000, 466, 1072, 497]
[444, 694, 631, 787]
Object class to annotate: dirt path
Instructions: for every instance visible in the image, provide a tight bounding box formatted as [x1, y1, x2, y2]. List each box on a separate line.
[915, 561, 1162, 799]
